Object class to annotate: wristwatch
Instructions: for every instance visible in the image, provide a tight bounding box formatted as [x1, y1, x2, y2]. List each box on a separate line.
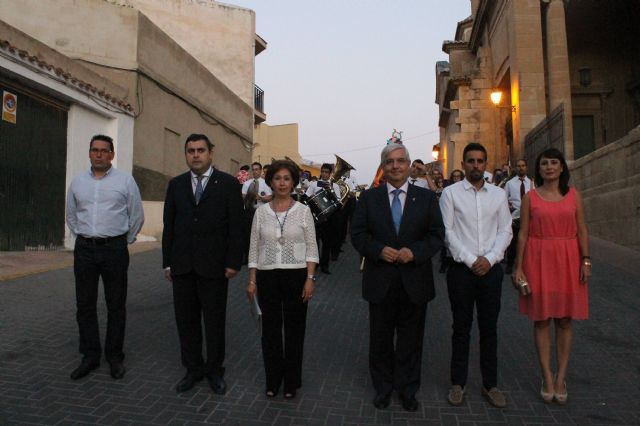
[307, 275, 317, 282]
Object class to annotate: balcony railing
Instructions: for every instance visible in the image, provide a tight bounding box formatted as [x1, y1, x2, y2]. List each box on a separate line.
[254, 84, 264, 113]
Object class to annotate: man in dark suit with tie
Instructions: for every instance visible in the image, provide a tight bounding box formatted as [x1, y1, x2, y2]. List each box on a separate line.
[351, 143, 444, 411]
[162, 133, 243, 394]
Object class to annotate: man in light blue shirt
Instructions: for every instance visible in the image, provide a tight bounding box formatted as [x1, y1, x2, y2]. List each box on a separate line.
[66, 135, 144, 381]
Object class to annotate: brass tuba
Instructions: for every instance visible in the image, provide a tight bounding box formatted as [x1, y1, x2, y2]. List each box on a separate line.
[331, 154, 356, 205]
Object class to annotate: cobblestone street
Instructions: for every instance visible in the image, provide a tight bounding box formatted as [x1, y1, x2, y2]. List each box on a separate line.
[1, 237, 639, 425]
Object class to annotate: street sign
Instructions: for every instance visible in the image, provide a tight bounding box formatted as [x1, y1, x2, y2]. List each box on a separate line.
[2, 91, 17, 124]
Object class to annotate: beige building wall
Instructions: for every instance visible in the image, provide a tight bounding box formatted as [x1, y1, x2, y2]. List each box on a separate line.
[253, 123, 302, 166]
[0, 0, 255, 237]
[570, 127, 640, 250]
[127, 0, 257, 108]
[0, 0, 140, 70]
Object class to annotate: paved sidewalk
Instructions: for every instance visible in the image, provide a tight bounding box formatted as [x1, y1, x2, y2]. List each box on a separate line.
[0, 242, 160, 281]
[0, 237, 639, 425]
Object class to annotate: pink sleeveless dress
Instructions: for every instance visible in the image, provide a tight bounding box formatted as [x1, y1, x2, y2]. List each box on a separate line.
[520, 188, 589, 320]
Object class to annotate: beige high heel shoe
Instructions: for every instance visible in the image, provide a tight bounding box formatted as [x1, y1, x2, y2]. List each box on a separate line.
[540, 379, 554, 403]
[554, 377, 568, 405]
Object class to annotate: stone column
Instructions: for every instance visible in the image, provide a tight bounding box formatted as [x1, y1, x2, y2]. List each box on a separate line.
[544, 0, 574, 159]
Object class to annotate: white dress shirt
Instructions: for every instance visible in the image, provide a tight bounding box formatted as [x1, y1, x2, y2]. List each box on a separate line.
[439, 179, 512, 268]
[408, 177, 429, 188]
[190, 166, 213, 193]
[242, 177, 273, 207]
[504, 175, 532, 219]
[386, 181, 409, 212]
[305, 180, 340, 198]
[66, 167, 144, 244]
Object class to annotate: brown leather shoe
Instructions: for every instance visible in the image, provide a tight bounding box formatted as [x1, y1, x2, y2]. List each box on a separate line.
[447, 385, 465, 406]
[482, 387, 507, 408]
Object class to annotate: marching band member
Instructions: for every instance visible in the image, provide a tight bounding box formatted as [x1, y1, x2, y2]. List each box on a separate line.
[306, 163, 341, 274]
[242, 162, 273, 263]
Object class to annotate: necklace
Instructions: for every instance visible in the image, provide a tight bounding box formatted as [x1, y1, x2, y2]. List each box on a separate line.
[272, 199, 294, 245]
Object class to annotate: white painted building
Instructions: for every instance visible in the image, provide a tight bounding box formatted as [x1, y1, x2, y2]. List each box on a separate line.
[0, 21, 135, 250]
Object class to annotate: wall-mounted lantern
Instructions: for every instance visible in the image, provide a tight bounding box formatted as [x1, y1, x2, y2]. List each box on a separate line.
[432, 145, 440, 161]
[490, 89, 516, 112]
[579, 67, 592, 87]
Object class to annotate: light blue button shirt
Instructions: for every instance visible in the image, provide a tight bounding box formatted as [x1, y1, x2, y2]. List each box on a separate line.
[66, 167, 144, 244]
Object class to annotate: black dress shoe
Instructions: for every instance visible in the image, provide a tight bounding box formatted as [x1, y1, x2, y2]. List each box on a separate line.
[399, 394, 419, 412]
[109, 361, 126, 379]
[373, 392, 391, 409]
[207, 374, 226, 395]
[70, 359, 99, 380]
[175, 372, 203, 393]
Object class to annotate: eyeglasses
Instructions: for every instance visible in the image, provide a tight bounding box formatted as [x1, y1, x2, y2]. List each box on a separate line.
[90, 148, 112, 154]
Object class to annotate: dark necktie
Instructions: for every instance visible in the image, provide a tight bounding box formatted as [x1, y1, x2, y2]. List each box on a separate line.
[519, 177, 525, 199]
[391, 189, 402, 234]
[411, 179, 417, 185]
[195, 175, 204, 204]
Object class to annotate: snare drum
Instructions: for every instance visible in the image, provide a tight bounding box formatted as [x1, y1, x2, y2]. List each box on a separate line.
[304, 188, 340, 223]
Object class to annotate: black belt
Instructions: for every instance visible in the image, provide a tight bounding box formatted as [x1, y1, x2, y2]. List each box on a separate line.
[78, 234, 126, 245]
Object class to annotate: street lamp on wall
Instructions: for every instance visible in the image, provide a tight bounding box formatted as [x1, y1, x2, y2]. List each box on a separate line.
[490, 89, 516, 112]
[578, 67, 592, 87]
[432, 145, 440, 161]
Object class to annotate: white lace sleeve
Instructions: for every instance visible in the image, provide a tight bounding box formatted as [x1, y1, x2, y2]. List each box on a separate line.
[247, 207, 260, 268]
[303, 205, 319, 263]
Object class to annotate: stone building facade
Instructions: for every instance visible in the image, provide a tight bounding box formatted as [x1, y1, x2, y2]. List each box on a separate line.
[436, 0, 640, 249]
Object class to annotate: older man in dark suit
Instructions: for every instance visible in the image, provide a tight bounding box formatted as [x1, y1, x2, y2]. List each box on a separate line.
[351, 143, 444, 411]
[162, 133, 243, 394]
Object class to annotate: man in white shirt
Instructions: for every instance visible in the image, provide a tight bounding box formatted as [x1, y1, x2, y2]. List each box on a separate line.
[66, 134, 144, 381]
[504, 159, 532, 273]
[242, 162, 273, 210]
[306, 163, 341, 273]
[439, 142, 512, 408]
[241, 162, 273, 263]
[408, 159, 429, 188]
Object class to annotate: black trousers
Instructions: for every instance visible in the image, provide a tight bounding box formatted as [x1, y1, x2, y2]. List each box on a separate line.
[172, 272, 228, 377]
[506, 220, 520, 267]
[73, 235, 129, 363]
[318, 214, 340, 268]
[447, 262, 503, 389]
[369, 275, 427, 398]
[257, 268, 308, 392]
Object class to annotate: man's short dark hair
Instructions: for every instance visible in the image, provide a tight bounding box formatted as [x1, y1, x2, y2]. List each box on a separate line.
[265, 159, 300, 187]
[463, 142, 487, 160]
[321, 163, 334, 173]
[184, 133, 214, 152]
[251, 162, 262, 169]
[412, 159, 424, 165]
[240, 164, 250, 171]
[90, 134, 114, 152]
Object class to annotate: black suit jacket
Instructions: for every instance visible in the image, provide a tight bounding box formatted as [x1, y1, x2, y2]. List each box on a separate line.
[162, 169, 244, 279]
[351, 183, 444, 305]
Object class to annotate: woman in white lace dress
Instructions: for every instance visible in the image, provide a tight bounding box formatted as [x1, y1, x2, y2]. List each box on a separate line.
[246, 160, 319, 399]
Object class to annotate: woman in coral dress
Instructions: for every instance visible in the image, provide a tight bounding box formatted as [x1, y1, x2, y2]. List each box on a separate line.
[512, 148, 591, 405]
